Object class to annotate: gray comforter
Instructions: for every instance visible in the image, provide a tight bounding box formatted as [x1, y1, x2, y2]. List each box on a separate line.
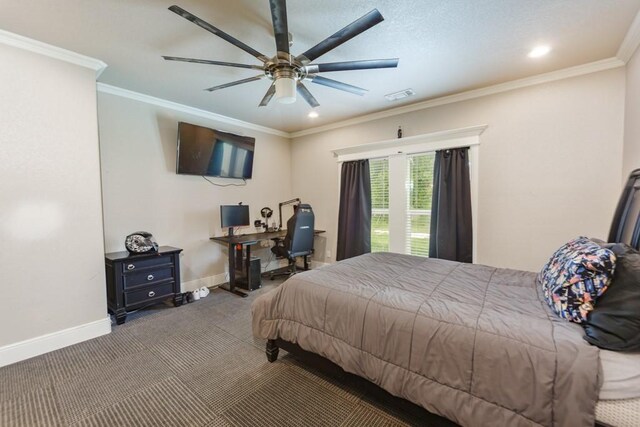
[252, 252, 600, 427]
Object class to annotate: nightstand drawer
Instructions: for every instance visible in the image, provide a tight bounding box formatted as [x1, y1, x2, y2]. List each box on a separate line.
[105, 246, 183, 325]
[122, 255, 172, 273]
[125, 282, 174, 306]
[123, 267, 174, 289]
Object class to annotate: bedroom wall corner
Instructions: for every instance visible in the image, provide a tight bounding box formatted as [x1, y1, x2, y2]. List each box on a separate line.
[623, 45, 640, 181]
[0, 40, 108, 362]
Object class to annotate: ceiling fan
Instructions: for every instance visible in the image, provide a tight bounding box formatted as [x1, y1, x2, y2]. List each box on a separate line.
[162, 0, 399, 107]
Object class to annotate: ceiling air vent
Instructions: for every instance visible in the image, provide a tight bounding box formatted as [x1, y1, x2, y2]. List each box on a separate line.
[385, 88, 415, 101]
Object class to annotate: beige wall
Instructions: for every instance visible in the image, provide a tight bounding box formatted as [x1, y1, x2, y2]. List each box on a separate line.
[292, 69, 626, 272]
[98, 93, 293, 290]
[624, 47, 640, 179]
[0, 45, 107, 347]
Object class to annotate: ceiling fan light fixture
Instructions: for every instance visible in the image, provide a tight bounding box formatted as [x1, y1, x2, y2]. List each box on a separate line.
[275, 77, 296, 104]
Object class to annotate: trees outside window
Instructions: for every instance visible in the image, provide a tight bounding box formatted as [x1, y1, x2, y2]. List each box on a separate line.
[369, 153, 435, 257]
[406, 153, 434, 256]
[370, 158, 389, 252]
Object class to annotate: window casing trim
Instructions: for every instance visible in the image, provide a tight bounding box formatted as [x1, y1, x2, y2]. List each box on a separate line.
[332, 125, 486, 162]
[334, 125, 485, 262]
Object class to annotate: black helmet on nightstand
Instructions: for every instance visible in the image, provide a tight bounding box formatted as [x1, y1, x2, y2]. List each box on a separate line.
[125, 231, 159, 254]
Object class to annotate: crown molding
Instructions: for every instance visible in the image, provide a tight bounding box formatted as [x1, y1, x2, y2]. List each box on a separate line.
[0, 29, 107, 77]
[617, 10, 640, 63]
[291, 57, 624, 139]
[97, 83, 289, 138]
[98, 55, 624, 140]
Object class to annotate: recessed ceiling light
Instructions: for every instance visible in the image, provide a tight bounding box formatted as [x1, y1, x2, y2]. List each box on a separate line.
[308, 111, 319, 118]
[528, 45, 551, 58]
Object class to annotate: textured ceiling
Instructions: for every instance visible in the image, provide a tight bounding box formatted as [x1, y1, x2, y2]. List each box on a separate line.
[1, 0, 639, 133]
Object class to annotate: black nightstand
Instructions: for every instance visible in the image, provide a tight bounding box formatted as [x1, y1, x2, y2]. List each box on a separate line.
[105, 246, 183, 324]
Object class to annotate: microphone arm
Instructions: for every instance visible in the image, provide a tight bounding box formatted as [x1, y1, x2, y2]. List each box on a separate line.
[278, 198, 300, 229]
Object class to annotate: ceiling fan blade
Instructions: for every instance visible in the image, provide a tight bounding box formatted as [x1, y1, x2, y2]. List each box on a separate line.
[205, 75, 265, 92]
[296, 82, 320, 108]
[308, 75, 367, 96]
[305, 58, 399, 73]
[259, 83, 276, 107]
[162, 56, 264, 70]
[168, 5, 269, 63]
[296, 9, 384, 64]
[269, 0, 290, 55]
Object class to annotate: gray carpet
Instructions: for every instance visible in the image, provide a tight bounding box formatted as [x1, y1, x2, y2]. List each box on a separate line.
[1, 279, 453, 427]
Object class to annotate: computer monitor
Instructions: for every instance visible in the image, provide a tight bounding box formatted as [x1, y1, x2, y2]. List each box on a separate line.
[220, 204, 250, 236]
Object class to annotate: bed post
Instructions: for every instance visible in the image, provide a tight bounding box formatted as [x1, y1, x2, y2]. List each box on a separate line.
[266, 339, 279, 362]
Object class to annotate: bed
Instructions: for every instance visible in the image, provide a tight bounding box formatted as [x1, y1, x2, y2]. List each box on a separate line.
[251, 170, 640, 427]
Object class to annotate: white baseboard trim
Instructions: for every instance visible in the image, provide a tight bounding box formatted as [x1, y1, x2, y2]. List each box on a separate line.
[263, 259, 290, 271]
[311, 261, 330, 269]
[182, 273, 227, 292]
[0, 317, 112, 367]
[263, 259, 328, 271]
[182, 259, 324, 292]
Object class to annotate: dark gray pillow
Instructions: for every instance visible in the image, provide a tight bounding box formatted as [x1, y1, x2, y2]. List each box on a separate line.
[583, 244, 640, 351]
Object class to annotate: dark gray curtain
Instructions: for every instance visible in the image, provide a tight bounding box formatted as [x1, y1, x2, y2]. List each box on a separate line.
[337, 160, 371, 261]
[429, 148, 473, 263]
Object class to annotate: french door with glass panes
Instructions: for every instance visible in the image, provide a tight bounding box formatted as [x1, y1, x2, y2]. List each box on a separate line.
[370, 152, 435, 256]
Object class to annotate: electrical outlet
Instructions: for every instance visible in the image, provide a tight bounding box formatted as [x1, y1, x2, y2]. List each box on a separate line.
[326, 250, 331, 259]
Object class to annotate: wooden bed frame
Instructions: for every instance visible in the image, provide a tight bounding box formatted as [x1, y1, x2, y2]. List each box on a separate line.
[265, 339, 611, 427]
[266, 338, 458, 426]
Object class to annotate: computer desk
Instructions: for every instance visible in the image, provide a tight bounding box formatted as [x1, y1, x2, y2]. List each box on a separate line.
[210, 229, 325, 297]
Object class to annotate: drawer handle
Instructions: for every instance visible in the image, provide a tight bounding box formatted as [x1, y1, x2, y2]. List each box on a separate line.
[148, 291, 155, 298]
[147, 274, 154, 281]
[127, 264, 135, 270]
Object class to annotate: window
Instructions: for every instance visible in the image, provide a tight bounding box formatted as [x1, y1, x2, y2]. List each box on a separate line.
[334, 125, 483, 262]
[370, 158, 389, 252]
[405, 153, 434, 257]
[370, 152, 435, 257]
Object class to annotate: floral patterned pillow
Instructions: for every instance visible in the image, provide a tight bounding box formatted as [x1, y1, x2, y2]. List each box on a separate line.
[540, 237, 616, 323]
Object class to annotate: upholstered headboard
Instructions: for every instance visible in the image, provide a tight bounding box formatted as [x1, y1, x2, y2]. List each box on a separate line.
[609, 169, 640, 250]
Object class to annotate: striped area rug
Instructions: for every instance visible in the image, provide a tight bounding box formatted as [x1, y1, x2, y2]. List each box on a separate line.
[1, 281, 454, 427]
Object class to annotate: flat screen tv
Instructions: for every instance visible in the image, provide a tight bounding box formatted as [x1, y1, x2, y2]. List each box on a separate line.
[176, 122, 255, 179]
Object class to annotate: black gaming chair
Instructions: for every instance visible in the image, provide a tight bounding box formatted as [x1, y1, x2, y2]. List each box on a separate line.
[609, 168, 640, 249]
[270, 204, 315, 279]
